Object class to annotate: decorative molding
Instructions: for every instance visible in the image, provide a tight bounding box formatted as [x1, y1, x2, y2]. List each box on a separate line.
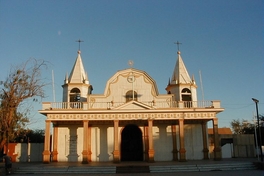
[47, 112, 215, 121]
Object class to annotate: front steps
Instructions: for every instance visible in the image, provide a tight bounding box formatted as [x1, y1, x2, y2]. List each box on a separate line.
[116, 165, 150, 173]
[13, 162, 257, 174]
[149, 162, 257, 173]
[13, 166, 116, 174]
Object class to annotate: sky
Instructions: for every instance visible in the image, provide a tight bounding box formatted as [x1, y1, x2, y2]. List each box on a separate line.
[0, 0, 263, 130]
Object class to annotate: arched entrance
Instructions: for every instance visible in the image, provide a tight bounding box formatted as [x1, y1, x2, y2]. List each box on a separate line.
[121, 124, 143, 161]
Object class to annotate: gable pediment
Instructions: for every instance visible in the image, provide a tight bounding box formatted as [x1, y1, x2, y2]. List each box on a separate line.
[112, 100, 153, 110]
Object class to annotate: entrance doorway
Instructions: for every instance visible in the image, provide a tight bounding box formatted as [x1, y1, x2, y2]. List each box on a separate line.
[121, 124, 143, 161]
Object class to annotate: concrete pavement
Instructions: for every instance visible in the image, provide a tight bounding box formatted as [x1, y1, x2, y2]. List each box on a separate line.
[13, 170, 264, 176]
[0, 157, 262, 175]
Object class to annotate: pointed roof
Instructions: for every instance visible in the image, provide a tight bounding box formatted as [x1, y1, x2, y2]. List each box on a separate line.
[171, 51, 192, 84]
[68, 50, 89, 84]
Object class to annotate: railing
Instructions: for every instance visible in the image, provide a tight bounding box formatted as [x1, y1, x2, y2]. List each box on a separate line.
[42, 100, 221, 110]
[47, 102, 86, 109]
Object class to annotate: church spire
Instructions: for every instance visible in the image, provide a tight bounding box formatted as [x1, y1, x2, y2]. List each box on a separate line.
[62, 40, 92, 102]
[170, 49, 192, 85]
[68, 50, 89, 84]
[166, 42, 197, 102]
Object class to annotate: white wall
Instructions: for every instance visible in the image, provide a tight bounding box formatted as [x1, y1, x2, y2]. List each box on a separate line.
[181, 124, 204, 160]
[222, 143, 233, 158]
[10, 123, 205, 162]
[153, 124, 204, 161]
[56, 124, 205, 162]
[153, 125, 173, 161]
[57, 125, 82, 162]
[10, 143, 43, 162]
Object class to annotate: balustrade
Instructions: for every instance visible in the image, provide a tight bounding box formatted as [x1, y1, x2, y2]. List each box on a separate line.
[42, 100, 218, 110]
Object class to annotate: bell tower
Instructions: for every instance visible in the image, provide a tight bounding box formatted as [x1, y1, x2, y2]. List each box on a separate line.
[62, 50, 93, 103]
[166, 43, 197, 105]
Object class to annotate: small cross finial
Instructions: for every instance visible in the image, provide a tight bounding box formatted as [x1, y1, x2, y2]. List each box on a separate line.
[174, 41, 182, 51]
[76, 39, 84, 51]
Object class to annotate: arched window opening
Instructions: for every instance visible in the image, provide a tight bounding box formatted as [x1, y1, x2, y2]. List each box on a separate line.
[126, 90, 138, 102]
[181, 88, 191, 94]
[70, 88, 81, 102]
[69, 88, 82, 108]
[181, 88, 192, 107]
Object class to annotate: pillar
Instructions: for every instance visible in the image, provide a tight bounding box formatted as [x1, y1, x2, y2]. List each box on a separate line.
[148, 120, 155, 162]
[52, 124, 58, 162]
[212, 118, 222, 160]
[144, 126, 149, 161]
[171, 124, 178, 161]
[113, 120, 120, 163]
[201, 121, 209, 159]
[88, 126, 92, 162]
[82, 120, 89, 164]
[179, 119, 186, 161]
[43, 120, 51, 163]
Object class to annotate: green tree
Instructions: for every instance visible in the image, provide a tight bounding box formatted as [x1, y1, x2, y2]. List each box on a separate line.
[230, 119, 255, 134]
[12, 129, 45, 143]
[0, 59, 47, 153]
[230, 115, 264, 134]
[231, 115, 264, 148]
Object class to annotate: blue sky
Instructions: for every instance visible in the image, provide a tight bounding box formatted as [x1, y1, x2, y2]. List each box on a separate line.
[0, 0, 263, 129]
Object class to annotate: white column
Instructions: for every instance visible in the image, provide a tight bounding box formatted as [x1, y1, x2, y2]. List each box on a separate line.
[179, 119, 186, 161]
[82, 120, 89, 164]
[212, 118, 222, 160]
[113, 120, 120, 163]
[43, 120, 51, 163]
[148, 120, 155, 162]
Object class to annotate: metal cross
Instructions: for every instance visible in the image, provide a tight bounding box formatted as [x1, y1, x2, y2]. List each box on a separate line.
[76, 39, 84, 50]
[174, 41, 182, 51]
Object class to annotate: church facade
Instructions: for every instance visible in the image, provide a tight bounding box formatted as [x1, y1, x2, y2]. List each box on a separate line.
[39, 49, 224, 163]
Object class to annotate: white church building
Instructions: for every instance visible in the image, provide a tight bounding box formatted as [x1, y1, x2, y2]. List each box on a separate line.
[39, 48, 224, 163]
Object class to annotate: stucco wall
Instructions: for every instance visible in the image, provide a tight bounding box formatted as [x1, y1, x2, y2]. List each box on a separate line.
[90, 125, 115, 162]
[56, 125, 83, 162]
[185, 124, 204, 160]
[55, 123, 204, 162]
[153, 125, 173, 161]
[8, 124, 205, 162]
[7, 143, 43, 162]
[233, 134, 255, 157]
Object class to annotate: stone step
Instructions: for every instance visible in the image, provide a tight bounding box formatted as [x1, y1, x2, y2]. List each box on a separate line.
[14, 166, 116, 174]
[116, 165, 150, 173]
[197, 162, 257, 171]
[14, 162, 257, 174]
[149, 162, 257, 173]
[150, 165, 199, 172]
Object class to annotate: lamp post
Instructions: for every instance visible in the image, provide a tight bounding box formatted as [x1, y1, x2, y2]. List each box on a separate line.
[252, 98, 263, 162]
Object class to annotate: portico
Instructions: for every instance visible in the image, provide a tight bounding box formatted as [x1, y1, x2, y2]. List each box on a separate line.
[40, 101, 222, 163]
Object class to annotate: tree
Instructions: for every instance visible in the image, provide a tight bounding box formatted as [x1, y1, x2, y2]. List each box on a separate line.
[26, 129, 45, 143]
[12, 129, 45, 143]
[230, 119, 254, 134]
[230, 115, 264, 148]
[0, 59, 47, 153]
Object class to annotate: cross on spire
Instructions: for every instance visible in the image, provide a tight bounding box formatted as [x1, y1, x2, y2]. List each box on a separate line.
[76, 39, 84, 51]
[174, 41, 182, 51]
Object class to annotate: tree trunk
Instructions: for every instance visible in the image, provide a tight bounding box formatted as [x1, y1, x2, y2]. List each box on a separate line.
[5, 131, 9, 154]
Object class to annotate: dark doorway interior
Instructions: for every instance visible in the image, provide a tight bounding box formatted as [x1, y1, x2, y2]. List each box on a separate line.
[121, 124, 143, 161]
